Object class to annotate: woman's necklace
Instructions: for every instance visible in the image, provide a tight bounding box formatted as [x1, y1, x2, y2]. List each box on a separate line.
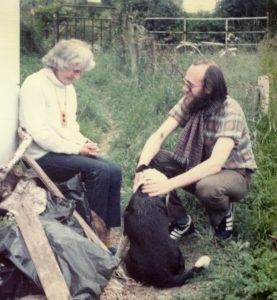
[55, 86, 67, 127]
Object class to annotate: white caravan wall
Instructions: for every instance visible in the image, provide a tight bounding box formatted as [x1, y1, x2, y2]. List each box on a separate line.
[0, 1, 20, 165]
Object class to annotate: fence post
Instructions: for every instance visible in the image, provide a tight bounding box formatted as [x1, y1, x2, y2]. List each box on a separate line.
[53, 13, 59, 43]
[225, 18, 228, 49]
[266, 12, 269, 39]
[100, 19, 103, 47]
[258, 75, 270, 115]
[183, 18, 186, 42]
[126, 17, 138, 75]
[91, 17, 95, 44]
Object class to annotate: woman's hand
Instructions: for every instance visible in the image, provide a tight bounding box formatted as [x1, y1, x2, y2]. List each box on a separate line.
[79, 141, 100, 157]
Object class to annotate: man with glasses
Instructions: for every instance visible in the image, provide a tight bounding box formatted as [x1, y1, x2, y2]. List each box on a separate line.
[134, 60, 256, 240]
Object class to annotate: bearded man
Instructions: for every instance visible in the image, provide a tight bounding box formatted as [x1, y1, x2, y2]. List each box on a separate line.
[134, 60, 256, 240]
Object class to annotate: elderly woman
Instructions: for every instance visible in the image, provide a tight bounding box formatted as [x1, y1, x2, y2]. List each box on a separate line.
[19, 39, 121, 242]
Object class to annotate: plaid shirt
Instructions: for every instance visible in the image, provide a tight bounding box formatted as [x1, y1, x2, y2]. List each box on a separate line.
[168, 96, 257, 171]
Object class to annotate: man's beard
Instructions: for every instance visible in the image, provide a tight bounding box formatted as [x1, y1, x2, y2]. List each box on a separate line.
[187, 89, 213, 114]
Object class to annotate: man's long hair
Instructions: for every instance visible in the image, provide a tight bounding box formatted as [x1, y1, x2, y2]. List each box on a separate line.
[193, 60, 228, 102]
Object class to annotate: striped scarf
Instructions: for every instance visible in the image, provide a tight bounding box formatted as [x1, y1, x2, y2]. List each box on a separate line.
[172, 100, 223, 171]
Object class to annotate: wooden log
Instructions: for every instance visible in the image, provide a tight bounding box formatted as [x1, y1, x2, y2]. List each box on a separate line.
[0, 128, 32, 182]
[0, 180, 72, 300]
[23, 154, 109, 252]
[115, 235, 129, 261]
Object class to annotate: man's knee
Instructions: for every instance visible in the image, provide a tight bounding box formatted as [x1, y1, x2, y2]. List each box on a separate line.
[194, 178, 229, 210]
[195, 178, 219, 200]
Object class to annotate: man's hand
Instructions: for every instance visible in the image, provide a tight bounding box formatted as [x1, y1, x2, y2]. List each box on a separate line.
[140, 169, 171, 197]
[79, 141, 100, 157]
[133, 172, 143, 192]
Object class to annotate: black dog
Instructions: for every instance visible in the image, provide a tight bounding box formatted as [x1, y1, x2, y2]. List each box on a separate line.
[123, 186, 210, 288]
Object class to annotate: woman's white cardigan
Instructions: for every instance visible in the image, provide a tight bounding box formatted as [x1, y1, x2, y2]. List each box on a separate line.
[19, 68, 88, 159]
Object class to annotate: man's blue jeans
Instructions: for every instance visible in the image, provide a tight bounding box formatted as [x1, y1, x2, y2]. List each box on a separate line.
[36, 152, 121, 228]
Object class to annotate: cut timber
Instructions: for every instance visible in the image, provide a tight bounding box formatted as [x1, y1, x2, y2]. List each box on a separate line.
[23, 154, 109, 252]
[258, 75, 270, 115]
[0, 180, 72, 300]
[16, 201, 71, 300]
[115, 235, 129, 261]
[0, 128, 32, 181]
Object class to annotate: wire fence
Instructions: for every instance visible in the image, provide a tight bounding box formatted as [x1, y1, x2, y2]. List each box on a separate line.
[54, 14, 269, 50]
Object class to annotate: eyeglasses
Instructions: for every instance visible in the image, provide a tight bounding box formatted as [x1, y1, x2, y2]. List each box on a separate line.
[183, 78, 203, 90]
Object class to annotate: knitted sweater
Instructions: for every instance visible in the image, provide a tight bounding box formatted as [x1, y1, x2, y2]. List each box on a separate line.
[19, 68, 88, 159]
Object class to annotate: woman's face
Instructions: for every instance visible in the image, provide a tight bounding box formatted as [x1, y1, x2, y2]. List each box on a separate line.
[54, 64, 83, 85]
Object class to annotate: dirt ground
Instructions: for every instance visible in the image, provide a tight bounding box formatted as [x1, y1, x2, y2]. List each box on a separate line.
[101, 258, 209, 300]
[101, 249, 211, 300]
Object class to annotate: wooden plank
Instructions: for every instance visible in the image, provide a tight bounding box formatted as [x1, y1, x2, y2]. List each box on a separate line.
[23, 154, 109, 252]
[0, 180, 72, 300]
[15, 200, 72, 300]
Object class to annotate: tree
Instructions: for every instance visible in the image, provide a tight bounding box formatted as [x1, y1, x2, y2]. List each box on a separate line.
[215, 0, 267, 17]
[124, 0, 183, 19]
[215, 0, 277, 34]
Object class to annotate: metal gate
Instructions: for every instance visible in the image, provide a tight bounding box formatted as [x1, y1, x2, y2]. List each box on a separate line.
[55, 15, 119, 47]
[143, 15, 269, 49]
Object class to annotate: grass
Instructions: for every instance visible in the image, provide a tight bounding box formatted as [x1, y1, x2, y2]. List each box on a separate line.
[18, 40, 277, 299]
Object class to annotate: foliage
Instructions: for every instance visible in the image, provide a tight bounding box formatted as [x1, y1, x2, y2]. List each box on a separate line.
[215, 0, 277, 34]
[0, 212, 16, 228]
[175, 242, 277, 300]
[216, 0, 266, 17]
[124, 0, 183, 19]
[251, 38, 277, 241]
[20, 0, 62, 54]
[20, 0, 109, 53]
[90, 44, 276, 299]
[19, 33, 277, 299]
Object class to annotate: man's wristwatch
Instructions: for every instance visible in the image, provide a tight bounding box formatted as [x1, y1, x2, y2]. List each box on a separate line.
[135, 164, 149, 173]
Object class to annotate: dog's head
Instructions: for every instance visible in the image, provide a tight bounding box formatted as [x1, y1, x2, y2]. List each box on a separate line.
[125, 184, 168, 218]
[133, 168, 168, 194]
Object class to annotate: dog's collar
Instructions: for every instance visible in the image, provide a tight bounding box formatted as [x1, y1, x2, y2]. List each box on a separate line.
[165, 193, 170, 208]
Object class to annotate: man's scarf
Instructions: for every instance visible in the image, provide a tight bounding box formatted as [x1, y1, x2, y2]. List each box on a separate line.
[172, 100, 223, 171]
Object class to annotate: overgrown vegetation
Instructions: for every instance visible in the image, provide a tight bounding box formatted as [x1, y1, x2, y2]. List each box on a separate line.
[20, 0, 276, 55]
[16, 0, 277, 297]
[21, 36, 276, 299]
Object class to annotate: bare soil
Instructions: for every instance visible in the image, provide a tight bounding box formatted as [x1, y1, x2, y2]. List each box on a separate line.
[101, 252, 211, 300]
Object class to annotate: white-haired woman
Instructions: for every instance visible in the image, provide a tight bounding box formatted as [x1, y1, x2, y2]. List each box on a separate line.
[20, 39, 121, 246]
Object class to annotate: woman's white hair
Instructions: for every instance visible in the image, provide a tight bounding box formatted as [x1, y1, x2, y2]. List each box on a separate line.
[42, 39, 96, 71]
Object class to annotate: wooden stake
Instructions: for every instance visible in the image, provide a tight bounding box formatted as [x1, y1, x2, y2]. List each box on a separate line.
[258, 75, 270, 115]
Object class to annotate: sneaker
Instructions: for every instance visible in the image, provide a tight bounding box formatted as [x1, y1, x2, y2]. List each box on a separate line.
[215, 204, 234, 240]
[169, 215, 195, 240]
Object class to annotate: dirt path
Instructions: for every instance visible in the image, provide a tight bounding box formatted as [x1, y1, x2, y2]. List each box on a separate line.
[99, 110, 119, 156]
